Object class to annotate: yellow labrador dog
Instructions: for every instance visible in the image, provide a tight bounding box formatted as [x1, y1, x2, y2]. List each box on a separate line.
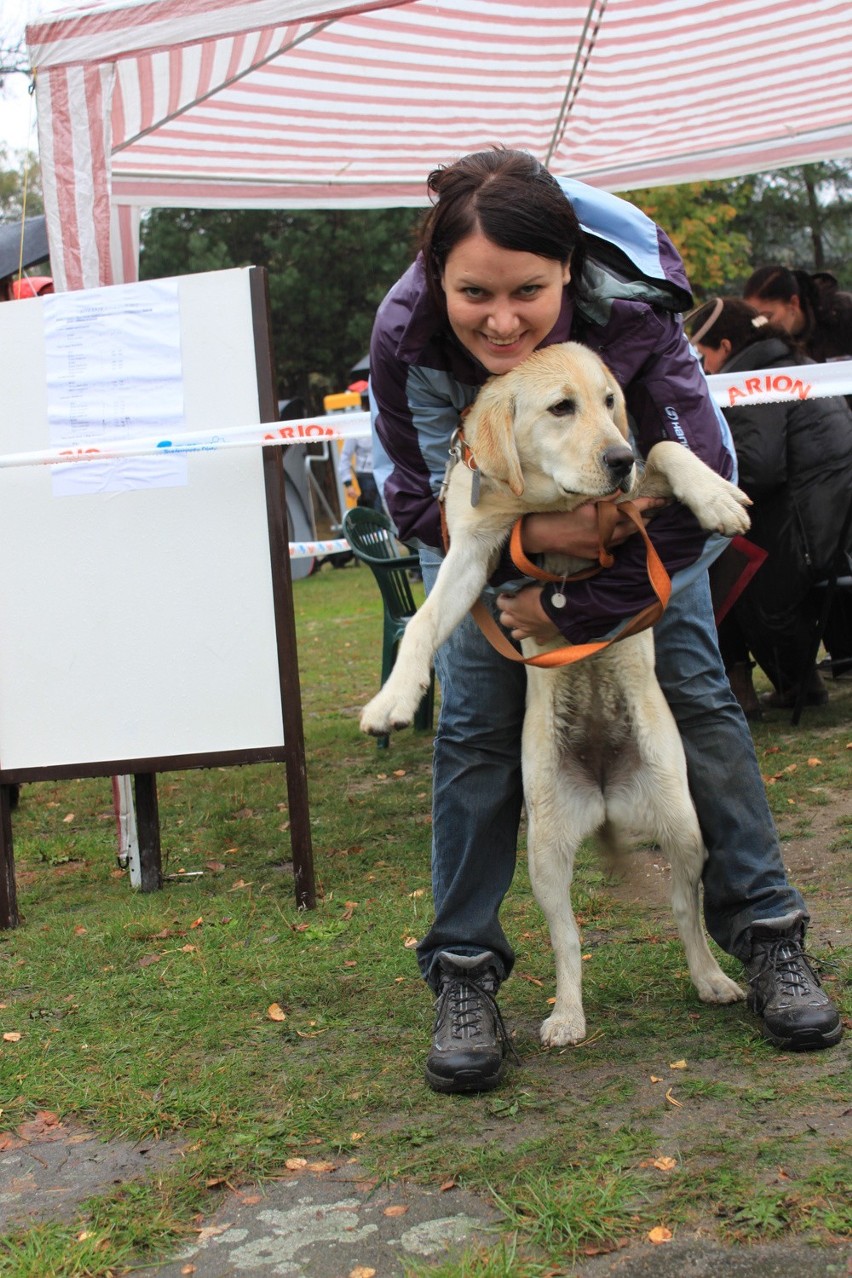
[361, 342, 748, 1046]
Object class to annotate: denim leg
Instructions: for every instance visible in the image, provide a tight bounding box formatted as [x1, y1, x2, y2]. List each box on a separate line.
[416, 550, 526, 991]
[654, 571, 808, 960]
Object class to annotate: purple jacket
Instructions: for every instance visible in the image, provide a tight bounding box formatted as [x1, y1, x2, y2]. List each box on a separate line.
[369, 181, 736, 644]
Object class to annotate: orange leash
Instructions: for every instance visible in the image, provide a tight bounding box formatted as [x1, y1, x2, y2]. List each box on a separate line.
[471, 501, 671, 669]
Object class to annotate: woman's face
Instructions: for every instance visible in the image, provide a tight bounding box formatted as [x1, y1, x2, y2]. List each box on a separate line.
[696, 340, 730, 375]
[441, 231, 570, 374]
[744, 293, 805, 337]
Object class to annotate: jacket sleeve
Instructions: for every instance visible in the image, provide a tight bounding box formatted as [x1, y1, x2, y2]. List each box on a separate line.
[539, 308, 735, 644]
[369, 321, 449, 549]
[723, 401, 788, 498]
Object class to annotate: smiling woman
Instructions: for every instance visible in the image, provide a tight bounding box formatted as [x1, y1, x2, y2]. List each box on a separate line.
[441, 232, 571, 374]
[367, 146, 842, 1095]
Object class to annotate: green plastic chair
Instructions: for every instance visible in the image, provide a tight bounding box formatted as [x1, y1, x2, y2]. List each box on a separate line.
[342, 506, 436, 749]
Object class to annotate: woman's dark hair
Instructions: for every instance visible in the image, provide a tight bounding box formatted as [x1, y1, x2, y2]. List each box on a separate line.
[686, 296, 790, 357]
[418, 147, 586, 318]
[743, 264, 819, 333]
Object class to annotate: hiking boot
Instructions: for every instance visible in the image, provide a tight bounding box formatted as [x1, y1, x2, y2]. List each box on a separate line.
[760, 667, 829, 709]
[744, 926, 842, 1051]
[425, 951, 514, 1094]
[726, 661, 762, 721]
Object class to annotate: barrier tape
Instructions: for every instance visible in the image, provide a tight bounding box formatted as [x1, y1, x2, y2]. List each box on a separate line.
[2, 359, 851, 474]
[289, 538, 350, 560]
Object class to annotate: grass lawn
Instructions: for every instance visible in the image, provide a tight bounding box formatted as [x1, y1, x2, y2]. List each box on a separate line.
[0, 562, 849, 1276]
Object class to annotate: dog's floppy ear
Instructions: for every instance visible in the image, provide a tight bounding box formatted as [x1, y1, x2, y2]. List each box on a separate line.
[608, 376, 629, 440]
[467, 392, 525, 496]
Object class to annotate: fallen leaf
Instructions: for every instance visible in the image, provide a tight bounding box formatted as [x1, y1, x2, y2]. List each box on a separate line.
[76, 1230, 93, 1242]
[440, 1178, 457, 1191]
[648, 1225, 672, 1244]
[138, 954, 162, 968]
[63, 813, 75, 823]
[229, 880, 252, 891]
[349, 1268, 377, 1278]
[350, 1132, 365, 1142]
[393, 769, 406, 777]
[807, 757, 822, 767]
[205, 861, 225, 872]
[73, 925, 87, 936]
[652, 1156, 677, 1171]
[0, 1133, 23, 1151]
[285, 1157, 308, 1170]
[181, 1266, 196, 1275]
[306, 1160, 337, 1173]
[195, 1223, 233, 1244]
[649, 1075, 662, 1083]
[267, 1003, 287, 1022]
[180, 944, 197, 953]
[664, 1088, 682, 1107]
[669, 1059, 688, 1070]
[190, 917, 204, 929]
[383, 1204, 409, 1217]
[3, 1032, 22, 1042]
[402, 936, 418, 949]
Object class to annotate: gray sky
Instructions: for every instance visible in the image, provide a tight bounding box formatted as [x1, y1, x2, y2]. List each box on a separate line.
[1, 0, 74, 154]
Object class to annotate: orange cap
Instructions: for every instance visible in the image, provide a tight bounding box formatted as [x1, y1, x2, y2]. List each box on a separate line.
[12, 276, 54, 299]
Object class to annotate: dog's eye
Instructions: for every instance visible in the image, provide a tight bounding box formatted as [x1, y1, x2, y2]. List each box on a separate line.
[550, 398, 576, 417]
[605, 392, 616, 410]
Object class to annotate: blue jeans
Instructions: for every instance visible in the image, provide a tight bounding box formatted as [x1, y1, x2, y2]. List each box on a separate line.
[416, 550, 806, 991]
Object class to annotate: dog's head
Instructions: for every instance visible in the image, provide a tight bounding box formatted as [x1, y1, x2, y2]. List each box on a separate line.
[465, 343, 634, 502]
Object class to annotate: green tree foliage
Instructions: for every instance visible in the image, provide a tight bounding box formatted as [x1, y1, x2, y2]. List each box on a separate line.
[620, 179, 752, 297]
[140, 206, 422, 412]
[727, 162, 852, 285]
[0, 146, 43, 221]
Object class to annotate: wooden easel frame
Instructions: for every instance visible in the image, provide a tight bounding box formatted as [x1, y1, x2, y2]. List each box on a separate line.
[0, 268, 314, 927]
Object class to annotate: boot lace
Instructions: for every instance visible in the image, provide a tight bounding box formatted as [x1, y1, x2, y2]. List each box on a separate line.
[438, 977, 519, 1061]
[748, 937, 824, 999]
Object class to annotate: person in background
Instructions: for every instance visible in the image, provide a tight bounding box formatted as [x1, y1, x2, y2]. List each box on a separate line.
[688, 297, 852, 712]
[369, 148, 842, 1095]
[338, 380, 384, 512]
[743, 265, 852, 364]
[10, 276, 54, 300]
[339, 432, 383, 511]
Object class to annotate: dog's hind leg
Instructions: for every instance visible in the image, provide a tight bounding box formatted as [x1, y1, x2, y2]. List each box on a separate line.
[524, 724, 604, 1045]
[618, 758, 745, 1005]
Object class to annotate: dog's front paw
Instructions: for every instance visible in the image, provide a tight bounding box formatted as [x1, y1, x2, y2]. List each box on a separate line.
[540, 1008, 587, 1047]
[702, 482, 752, 537]
[694, 969, 746, 1004]
[360, 680, 425, 736]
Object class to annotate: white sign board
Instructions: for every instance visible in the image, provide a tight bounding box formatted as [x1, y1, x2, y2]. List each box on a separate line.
[0, 267, 285, 771]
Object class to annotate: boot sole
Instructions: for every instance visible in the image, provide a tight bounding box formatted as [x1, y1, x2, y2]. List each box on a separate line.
[424, 1063, 506, 1094]
[756, 1018, 843, 1051]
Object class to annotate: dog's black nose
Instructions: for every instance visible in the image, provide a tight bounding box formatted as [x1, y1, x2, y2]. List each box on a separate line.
[601, 446, 635, 485]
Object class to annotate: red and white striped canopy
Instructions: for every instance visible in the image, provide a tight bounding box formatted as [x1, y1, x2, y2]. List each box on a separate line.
[27, 0, 852, 290]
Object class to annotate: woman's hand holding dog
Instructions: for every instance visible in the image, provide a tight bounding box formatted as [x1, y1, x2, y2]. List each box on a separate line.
[498, 496, 667, 643]
[521, 496, 667, 559]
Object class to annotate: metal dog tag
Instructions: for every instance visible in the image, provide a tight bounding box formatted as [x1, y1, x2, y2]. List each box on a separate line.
[550, 590, 567, 609]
